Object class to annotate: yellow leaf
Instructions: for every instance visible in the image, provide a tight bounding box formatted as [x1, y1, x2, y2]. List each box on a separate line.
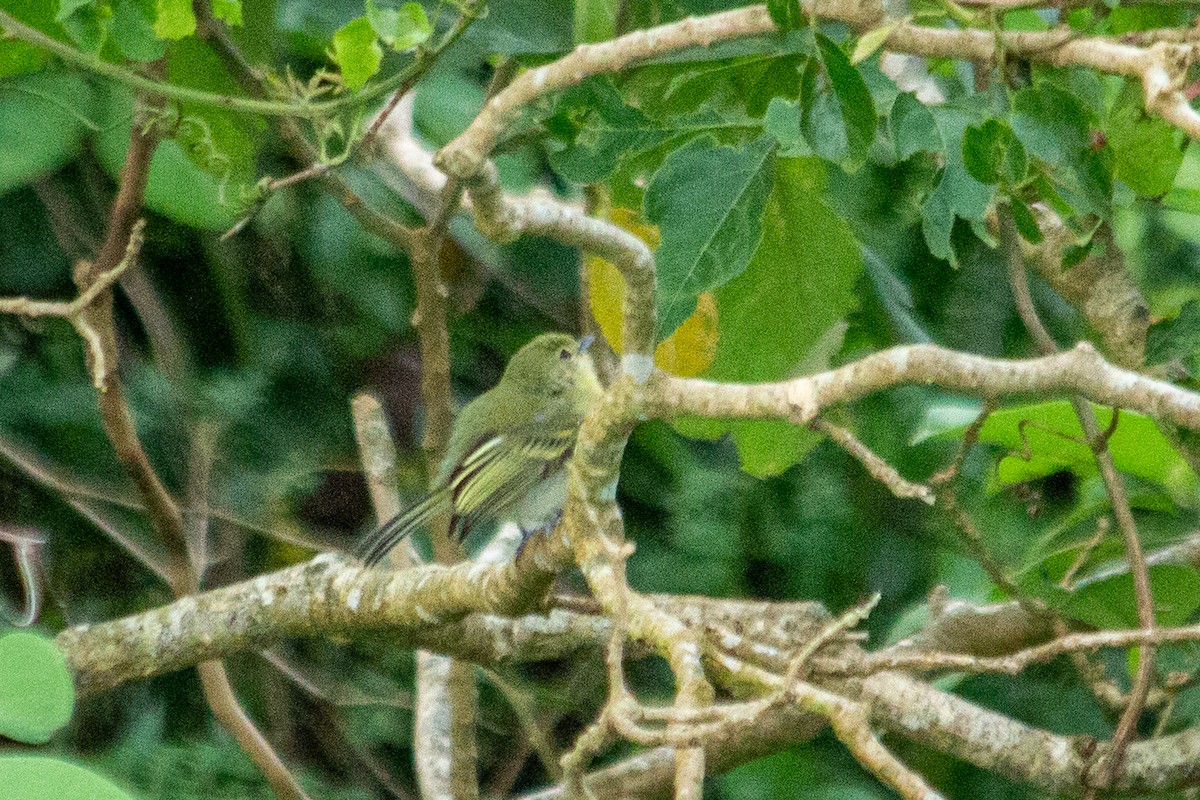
[654, 292, 718, 377]
[587, 252, 626, 352]
[587, 207, 717, 376]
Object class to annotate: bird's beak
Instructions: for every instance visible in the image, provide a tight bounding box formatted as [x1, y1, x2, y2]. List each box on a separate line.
[578, 335, 595, 354]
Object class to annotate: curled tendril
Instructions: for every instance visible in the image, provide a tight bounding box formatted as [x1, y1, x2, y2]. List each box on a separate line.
[0, 527, 44, 627]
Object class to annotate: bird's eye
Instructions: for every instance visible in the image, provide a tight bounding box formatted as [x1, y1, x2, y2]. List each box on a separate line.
[559, 348, 572, 360]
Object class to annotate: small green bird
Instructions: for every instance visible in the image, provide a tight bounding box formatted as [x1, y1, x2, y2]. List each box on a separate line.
[358, 333, 602, 566]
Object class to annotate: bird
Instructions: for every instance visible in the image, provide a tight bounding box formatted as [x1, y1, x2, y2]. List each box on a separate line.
[357, 332, 601, 566]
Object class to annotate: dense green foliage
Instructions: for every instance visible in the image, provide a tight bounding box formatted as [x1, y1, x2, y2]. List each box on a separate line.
[2, 0, 1200, 797]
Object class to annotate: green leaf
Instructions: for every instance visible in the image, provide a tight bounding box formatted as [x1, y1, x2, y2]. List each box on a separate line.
[112, 0, 165, 61]
[767, 0, 803, 31]
[95, 87, 240, 229]
[0, 758, 132, 800]
[368, 0, 430, 49]
[889, 91, 941, 160]
[923, 399, 1200, 507]
[57, 0, 112, 53]
[920, 105, 994, 264]
[211, 0, 242, 25]
[764, 96, 807, 156]
[1106, 80, 1183, 198]
[0, 71, 96, 196]
[548, 79, 758, 183]
[55, 0, 95, 20]
[165, 38, 261, 182]
[644, 134, 776, 335]
[468, 0, 574, 55]
[366, 0, 400, 44]
[1147, 300, 1200, 366]
[574, 0, 617, 43]
[0, 0, 60, 78]
[332, 16, 382, 89]
[1011, 81, 1111, 218]
[687, 157, 863, 476]
[850, 22, 898, 65]
[962, 119, 1026, 186]
[1032, 564, 1200, 629]
[393, 2, 431, 50]
[153, 0, 196, 39]
[0, 632, 74, 744]
[800, 33, 877, 171]
[624, 52, 806, 120]
[1009, 197, 1043, 243]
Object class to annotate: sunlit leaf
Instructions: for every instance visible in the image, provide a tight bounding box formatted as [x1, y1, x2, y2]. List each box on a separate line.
[0, 632, 74, 744]
[680, 157, 862, 476]
[393, 2, 431, 50]
[0, 758, 131, 800]
[212, 0, 242, 26]
[1025, 564, 1200, 629]
[575, 0, 617, 43]
[921, 399, 1200, 507]
[332, 16, 382, 89]
[154, 0, 195, 39]
[851, 22, 898, 65]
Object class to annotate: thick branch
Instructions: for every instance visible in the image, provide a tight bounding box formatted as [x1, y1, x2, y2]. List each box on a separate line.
[647, 343, 1200, 430]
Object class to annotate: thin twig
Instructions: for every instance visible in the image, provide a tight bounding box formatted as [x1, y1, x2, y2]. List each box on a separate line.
[811, 418, 935, 504]
[1000, 207, 1157, 796]
[196, 661, 312, 800]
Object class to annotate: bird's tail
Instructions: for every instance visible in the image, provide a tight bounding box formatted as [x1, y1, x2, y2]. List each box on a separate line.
[357, 490, 450, 567]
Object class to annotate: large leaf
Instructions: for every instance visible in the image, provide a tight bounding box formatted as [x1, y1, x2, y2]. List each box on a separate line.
[624, 52, 806, 120]
[1023, 563, 1200, 629]
[0, 71, 95, 196]
[165, 37, 262, 183]
[0, 758, 132, 800]
[0, 631, 74, 745]
[548, 79, 755, 184]
[644, 133, 776, 336]
[678, 157, 863, 476]
[332, 16, 382, 90]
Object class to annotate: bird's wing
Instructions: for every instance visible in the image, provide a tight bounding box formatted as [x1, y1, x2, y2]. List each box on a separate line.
[445, 424, 576, 540]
